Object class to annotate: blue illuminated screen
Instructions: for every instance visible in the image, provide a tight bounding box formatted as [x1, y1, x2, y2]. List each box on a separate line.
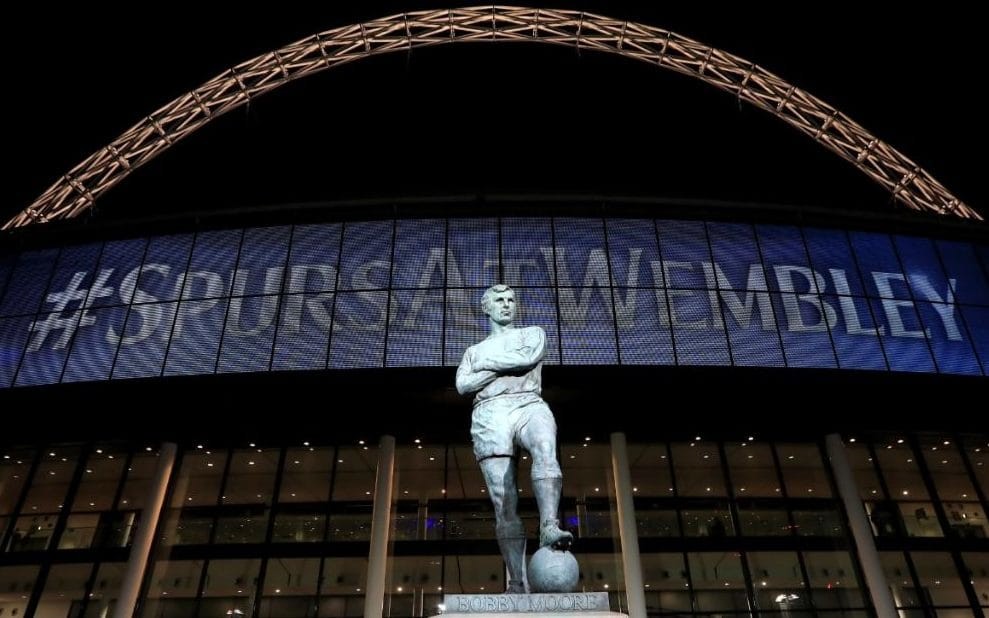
[1, 217, 986, 387]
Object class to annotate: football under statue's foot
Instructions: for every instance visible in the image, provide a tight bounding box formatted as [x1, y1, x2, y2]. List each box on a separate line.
[539, 520, 574, 550]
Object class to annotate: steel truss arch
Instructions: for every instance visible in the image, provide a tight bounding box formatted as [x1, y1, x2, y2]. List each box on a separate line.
[5, 6, 980, 228]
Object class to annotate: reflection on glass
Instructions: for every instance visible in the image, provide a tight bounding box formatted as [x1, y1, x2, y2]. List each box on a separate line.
[898, 502, 943, 538]
[880, 552, 922, 610]
[803, 551, 864, 609]
[726, 442, 779, 497]
[259, 557, 320, 617]
[737, 507, 790, 536]
[682, 506, 734, 537]
[641, 553, 691, 613]
[747, 551, 807, 611]
[672, 442, 726, 497]
[199, 558, 261, 618]
[792, 509, 844, 537]
[777, 443, 832, 497]
[910, 552, 969, 608]
[687, 552, 747, 612]
[140, 560, 203, 618]
[38, 562, 91, 616]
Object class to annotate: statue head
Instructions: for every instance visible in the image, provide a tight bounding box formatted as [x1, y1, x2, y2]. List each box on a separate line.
[481, 284, 516, 326]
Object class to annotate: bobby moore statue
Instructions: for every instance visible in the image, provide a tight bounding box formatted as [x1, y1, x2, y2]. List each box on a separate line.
[456, 284, 573, 593]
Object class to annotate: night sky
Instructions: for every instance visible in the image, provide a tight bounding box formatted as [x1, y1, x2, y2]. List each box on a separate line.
[4, 3, 985, 225]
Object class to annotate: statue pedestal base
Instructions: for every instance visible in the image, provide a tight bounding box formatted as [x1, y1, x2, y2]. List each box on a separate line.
[438, 592, 626, 616]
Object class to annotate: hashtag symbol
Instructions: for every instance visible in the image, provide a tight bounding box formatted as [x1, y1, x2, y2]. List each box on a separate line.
[27, 269, 115, 352]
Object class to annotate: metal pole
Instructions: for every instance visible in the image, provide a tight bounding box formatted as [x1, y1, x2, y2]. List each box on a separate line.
[365, 435, 396, 618]
[611, 432, 647, 618]
[825, 434, 897, 618]
[112, 442, 177, 618]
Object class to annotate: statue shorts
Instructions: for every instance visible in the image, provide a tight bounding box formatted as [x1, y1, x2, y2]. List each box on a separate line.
[471, 393, 562, 480]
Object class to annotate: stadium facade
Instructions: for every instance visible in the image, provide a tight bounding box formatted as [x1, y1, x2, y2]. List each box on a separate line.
[1, 8, 987, 618]
[1, 197, 986, 618]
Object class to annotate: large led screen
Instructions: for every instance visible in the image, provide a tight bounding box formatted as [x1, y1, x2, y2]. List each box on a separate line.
[1, 217, 986, 387]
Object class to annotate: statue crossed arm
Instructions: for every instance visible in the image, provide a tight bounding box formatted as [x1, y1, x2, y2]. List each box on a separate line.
[456, 284, 572, 594]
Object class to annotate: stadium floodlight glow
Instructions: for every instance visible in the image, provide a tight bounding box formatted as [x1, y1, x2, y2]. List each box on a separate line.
[4, 6, 980, 229]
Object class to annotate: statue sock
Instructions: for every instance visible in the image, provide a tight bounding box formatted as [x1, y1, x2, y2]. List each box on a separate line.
[532, 477, 574, 549]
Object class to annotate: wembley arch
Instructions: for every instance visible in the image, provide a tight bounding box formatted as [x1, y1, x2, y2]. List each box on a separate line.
[3, 6, 980, 229]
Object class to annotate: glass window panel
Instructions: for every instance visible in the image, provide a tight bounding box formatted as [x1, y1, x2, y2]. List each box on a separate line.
[395, 445, 445, 504]
[83, 562, 127, 618]
[641, 553, 691, 612]
[37, 562, 93, 616]
[682, 506, 734, 538]
[161, 450, 227, 546]
[271, 291, 332, 371]
[328, 291, 386, 368]
[726, 442, 779, 497]
[500, 218, 553, 287]
[803, 551, 865, 609]
[259, 557, 321, 617]
[687, 552, 748, 612]
[578, 552, 623, 594]
[748, 551, 808, 611]
[0, 565, 38, 616]
[448, 218, 498, 288]
[446, 445, 486, 501]
[671, 442, 726, 497]
[910, 552, 969, 607]
[562, 444, 612, 541]
[199, 558, 261, 617]
[58, 513, 100, 549]
[963, 436, 988, 496]
[0, 448, 32, 514]
[937, 240, 989, 305]
[962, 552, 989, 608]
[70, 447, 125, 513]
[627, 443, 674, 497]
[777, 443, 832, 497]
[919, 437, 979, 502]
[215, 448, 278, 544]
[20, 446, 80, 513]
[880, 552, 923, 609]
[118, 451, 160, 511]
[793, 509, 844, 537]
[385, 556, 443, 614]
[737, 507, 790, 536]
[0, 248, 59, 317]
[877, 442, 931, 501]
[7, 513, 58, 551]
[280, 447, 333, 503]
[320, 557, 368, 616]
[900, 502, 944, 538]
[140, 559, 202, 618]
[217, 294, 279, 373]
[337, 221, 393, 292]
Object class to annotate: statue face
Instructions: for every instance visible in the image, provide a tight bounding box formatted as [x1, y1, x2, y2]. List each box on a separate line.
[484, 289, 516, 326]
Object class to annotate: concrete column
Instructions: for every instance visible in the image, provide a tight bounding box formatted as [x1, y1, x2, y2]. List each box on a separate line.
[610, 433, 647, 618]
[112, 442, 178, 618]
[365, 435, 396, 618]
[825, 434, 897, 618]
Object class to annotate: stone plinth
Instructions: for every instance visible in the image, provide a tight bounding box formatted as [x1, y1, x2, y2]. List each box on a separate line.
[438, 592, 625, 616]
